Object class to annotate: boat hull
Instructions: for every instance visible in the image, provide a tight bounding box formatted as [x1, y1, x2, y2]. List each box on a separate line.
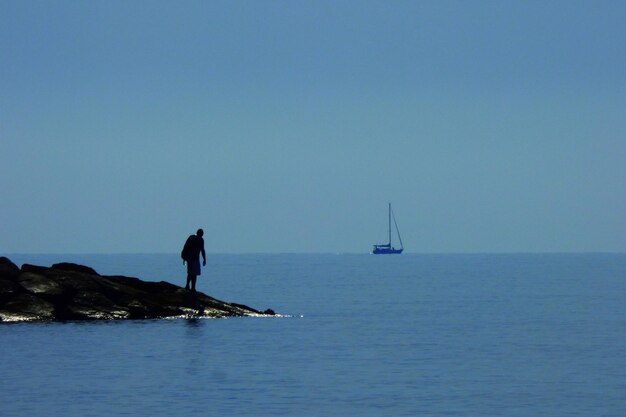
[372, 247, 403, 255]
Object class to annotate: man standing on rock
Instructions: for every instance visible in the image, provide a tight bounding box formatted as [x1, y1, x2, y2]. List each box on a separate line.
[181, 229, 206, 292]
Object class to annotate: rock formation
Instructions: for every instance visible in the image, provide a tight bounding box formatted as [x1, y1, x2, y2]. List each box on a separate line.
[0, 257, 275, 322]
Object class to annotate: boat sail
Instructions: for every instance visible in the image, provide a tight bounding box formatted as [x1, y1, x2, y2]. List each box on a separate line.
[372, 203, 404, 254]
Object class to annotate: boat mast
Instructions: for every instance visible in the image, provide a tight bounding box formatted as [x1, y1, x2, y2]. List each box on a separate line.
[388, 202, 392, 246]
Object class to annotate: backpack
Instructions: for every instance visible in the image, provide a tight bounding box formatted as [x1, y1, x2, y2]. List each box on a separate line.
[181, 235, 194, 261]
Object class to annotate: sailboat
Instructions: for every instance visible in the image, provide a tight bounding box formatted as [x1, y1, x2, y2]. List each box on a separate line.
[372, 203, 404, 254]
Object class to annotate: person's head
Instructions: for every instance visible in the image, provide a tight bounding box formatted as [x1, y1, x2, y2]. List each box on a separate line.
[196, 228, 204, 237]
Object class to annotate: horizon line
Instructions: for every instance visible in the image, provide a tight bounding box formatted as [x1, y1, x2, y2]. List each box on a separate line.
[4, 251, 626, 256]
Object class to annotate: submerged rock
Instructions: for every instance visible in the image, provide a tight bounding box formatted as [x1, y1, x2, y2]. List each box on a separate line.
[0, 257, 275, 323]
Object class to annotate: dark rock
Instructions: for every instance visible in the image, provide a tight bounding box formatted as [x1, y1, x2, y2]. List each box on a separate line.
[18, 272, 65, 296]
[63, 290, 130, 320]
[0, 279, 23, 304]
[0, 257, 20, 281]
[21, 264, 50, 274]
[0, 257, 276, 323]
[51, 270, 104, 292]
[1, 293, 55, 321]
[52, 262, 99, 276]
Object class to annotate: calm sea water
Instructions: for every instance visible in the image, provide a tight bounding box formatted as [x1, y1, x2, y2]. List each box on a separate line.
[1, 253, 625, 416]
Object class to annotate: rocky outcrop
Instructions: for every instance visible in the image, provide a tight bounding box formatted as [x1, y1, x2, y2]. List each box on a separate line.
[0, 257, 275, 322]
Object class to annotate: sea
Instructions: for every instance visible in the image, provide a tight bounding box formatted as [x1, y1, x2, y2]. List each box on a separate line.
[1, 253, 625, 417]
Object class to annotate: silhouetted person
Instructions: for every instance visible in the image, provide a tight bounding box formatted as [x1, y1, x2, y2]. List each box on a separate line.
[181, 229, 206, 292]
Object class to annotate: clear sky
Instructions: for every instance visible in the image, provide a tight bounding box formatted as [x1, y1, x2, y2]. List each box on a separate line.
[1, 0, 625, 254]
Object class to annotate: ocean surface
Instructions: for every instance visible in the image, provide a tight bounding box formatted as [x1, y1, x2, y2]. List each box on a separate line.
[1, 253, 625, 416]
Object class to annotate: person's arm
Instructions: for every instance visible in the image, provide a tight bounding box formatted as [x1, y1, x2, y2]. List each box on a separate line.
[201, 241, 206, 266]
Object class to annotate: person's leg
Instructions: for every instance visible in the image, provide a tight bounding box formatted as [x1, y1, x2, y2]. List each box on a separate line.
[190, 275, 197, 292]
[185, 274, 192, 290]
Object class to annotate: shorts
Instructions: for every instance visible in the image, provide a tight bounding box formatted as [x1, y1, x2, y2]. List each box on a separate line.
[187, 259, 201, 276]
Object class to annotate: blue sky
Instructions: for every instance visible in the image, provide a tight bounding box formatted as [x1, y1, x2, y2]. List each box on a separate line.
[1, 0, 625, 253]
